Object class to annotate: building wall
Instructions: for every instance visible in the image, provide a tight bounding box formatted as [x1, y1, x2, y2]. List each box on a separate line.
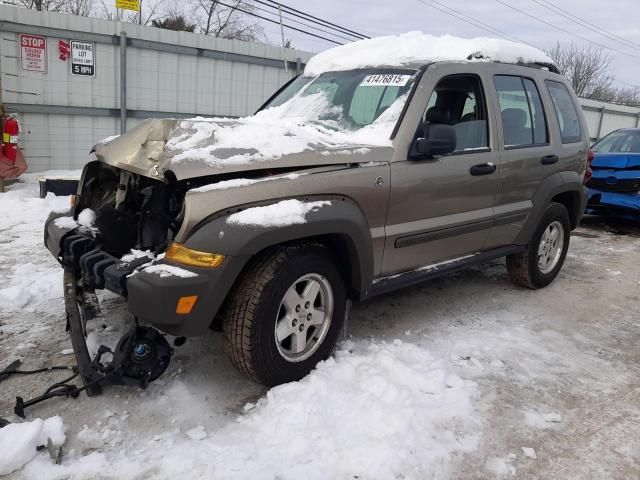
[0, 5, 310, 172]
[579, 98, 640, 143]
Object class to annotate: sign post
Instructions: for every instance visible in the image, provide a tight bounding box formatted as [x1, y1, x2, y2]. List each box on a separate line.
[19, 34, 47, 73]
[70, 41, 95, 77]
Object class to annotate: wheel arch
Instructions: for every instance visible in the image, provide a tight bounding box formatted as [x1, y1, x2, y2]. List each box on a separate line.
[183, 196, 375, 300]
[515, 171, 587, 244]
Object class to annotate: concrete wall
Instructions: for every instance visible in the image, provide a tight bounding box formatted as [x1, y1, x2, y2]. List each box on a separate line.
[0, 5, 311, 172]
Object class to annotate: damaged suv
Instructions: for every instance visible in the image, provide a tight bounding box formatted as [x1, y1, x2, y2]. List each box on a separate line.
[44, 33, 589, 388]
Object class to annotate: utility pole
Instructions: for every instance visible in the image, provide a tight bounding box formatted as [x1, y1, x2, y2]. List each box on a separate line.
[278, 4, 287, 72]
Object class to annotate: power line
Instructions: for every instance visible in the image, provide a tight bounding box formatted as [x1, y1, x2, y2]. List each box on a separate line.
[532, 0, 640, 51]
[265, 0, 369, 40]
[241, 1, 362, 43]
[493, 0, 640, 61]
[416, 0, 529, 45]
[215, 0, 344, 45]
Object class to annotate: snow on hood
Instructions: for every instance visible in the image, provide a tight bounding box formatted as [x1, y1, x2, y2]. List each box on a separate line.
[164, 91, 402, 165]
[304, 31, 554, 76]
[93, 91, 399, 181]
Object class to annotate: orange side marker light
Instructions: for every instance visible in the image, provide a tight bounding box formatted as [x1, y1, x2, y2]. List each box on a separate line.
[176, 295, 198, 315]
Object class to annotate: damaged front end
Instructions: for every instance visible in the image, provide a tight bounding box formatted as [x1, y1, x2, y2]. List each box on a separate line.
[39, 160, 185, 411]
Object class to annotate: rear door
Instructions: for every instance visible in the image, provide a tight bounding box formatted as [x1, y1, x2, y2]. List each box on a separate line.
[381, 65, 500, 275]
[484, 69, 555, 248]
[484, 68, 586, 248]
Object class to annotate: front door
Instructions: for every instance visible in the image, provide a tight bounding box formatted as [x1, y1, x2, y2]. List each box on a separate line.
[381, 71, 500, 275]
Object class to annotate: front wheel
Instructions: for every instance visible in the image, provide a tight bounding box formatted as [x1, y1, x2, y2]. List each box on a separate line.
[223, 243, 346, 386]
[507, 202, 571, 289]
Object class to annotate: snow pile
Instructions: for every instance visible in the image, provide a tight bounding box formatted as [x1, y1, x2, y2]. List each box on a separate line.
[21, 340, 479, 479]
[120, 249, 155, 263]
[53, 216, 78, 229]
[0, 262, 62, 309]
[142, 264, 198, 278]
[190, 173, 303, 193]
[166, 91, 403, 168]
[304, 31, 553, 75]
[227, 199, 331, 227]
[77, 208, 96, 228]
[0, 184, 72, 310]
[52, 208, 95, 231]
[0, 416, 66, 475]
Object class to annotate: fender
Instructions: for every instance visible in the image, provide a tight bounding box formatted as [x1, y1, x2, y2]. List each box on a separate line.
[183, 196, 375, 298]
[514, 171, 587, 245]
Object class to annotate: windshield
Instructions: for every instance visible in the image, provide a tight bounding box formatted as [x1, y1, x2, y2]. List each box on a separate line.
[592, 129, 640, 153]
[261, 68, 417, 134]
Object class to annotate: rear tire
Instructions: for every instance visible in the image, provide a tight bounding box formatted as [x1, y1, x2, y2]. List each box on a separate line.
[223, 243, 346, 386]
[507, 202, 570, 289]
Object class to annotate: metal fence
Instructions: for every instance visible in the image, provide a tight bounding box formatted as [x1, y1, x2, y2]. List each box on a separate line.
[579, 98, 640, 144]
[0, 5, 310, 172]
[2, 5, 640, 173]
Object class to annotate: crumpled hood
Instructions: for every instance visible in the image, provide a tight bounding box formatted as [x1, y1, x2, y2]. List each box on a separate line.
[592, 153, 640, 170]
[92, 113, 394, 181]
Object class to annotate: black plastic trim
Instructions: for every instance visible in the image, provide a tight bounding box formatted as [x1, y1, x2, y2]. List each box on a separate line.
[394, 211, 529, 249]
[368, 245, 524, 298]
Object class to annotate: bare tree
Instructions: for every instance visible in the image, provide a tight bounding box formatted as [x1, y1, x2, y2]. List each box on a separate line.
[96, 0, 165, 25]
[193, 0, 263, 41]
[546, 42, 640, 106]
[14, 0, 66, 11]
[546, 42, 613, 98]
[63, 0, 95, 16]
[152, 15, 196, 32]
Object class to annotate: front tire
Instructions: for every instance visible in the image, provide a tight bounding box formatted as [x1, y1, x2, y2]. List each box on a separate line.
[223, 243, 346, 386]
[507, 202, 571, 289]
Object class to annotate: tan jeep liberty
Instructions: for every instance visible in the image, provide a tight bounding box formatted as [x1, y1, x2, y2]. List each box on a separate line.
[45, 34, 590, 387]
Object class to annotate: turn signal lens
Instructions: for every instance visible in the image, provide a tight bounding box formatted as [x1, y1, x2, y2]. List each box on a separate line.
[165, 243, 225, 268]
[176, 295, 198, 315]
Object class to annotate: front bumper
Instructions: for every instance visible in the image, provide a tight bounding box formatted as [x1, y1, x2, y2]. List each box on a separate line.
[44, 213, 249, 337]
[586, 188, 640, 219]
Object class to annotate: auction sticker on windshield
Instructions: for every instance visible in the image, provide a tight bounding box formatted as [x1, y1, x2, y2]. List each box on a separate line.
[360, 74, 411, 87]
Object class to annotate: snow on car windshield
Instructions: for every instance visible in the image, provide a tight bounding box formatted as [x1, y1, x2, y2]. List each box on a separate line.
[166, 69, 416, 166]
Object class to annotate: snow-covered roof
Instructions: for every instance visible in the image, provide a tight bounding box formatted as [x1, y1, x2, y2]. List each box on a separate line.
[304, 31, 554, 76]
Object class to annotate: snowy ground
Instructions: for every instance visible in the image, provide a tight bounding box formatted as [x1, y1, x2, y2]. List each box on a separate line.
[1, 174, 639, 479]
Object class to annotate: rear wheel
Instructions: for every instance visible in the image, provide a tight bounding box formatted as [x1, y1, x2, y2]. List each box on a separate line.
[223, 243, 346, 386]
[507, 202, 571, 289]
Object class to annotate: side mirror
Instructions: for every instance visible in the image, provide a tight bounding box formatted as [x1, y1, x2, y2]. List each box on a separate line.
[411, 124, 456, 159]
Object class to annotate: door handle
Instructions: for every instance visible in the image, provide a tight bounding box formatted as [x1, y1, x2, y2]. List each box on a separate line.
[470, 162, 496, 176]
[541, 154, 559, 165]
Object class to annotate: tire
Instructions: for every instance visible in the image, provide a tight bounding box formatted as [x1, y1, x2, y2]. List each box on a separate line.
[223, 243, 346, 386]
[507, 202, 571, 289]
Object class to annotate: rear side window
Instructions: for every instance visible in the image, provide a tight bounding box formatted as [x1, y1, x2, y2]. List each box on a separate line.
[545, 80, 582, 144]
[494, 75, 548, 148]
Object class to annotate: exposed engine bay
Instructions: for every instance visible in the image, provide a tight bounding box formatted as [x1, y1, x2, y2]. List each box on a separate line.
[76, 161, 187, 258]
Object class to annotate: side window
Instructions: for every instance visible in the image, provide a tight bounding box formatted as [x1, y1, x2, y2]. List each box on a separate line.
[494, 75, 548, 147]
[420, 75, 489, 152]
[545, 80, 583, 144]
[523, 79, 548, 144]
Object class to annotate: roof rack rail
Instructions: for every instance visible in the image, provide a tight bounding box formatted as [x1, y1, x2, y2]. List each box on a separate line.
[521, 62, 560, 74]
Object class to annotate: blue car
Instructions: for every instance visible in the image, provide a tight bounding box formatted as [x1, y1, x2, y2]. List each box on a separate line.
[586, 128, 640, 220]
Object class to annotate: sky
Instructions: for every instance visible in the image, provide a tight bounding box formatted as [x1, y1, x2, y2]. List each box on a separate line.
[258, 0, 640, 89]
